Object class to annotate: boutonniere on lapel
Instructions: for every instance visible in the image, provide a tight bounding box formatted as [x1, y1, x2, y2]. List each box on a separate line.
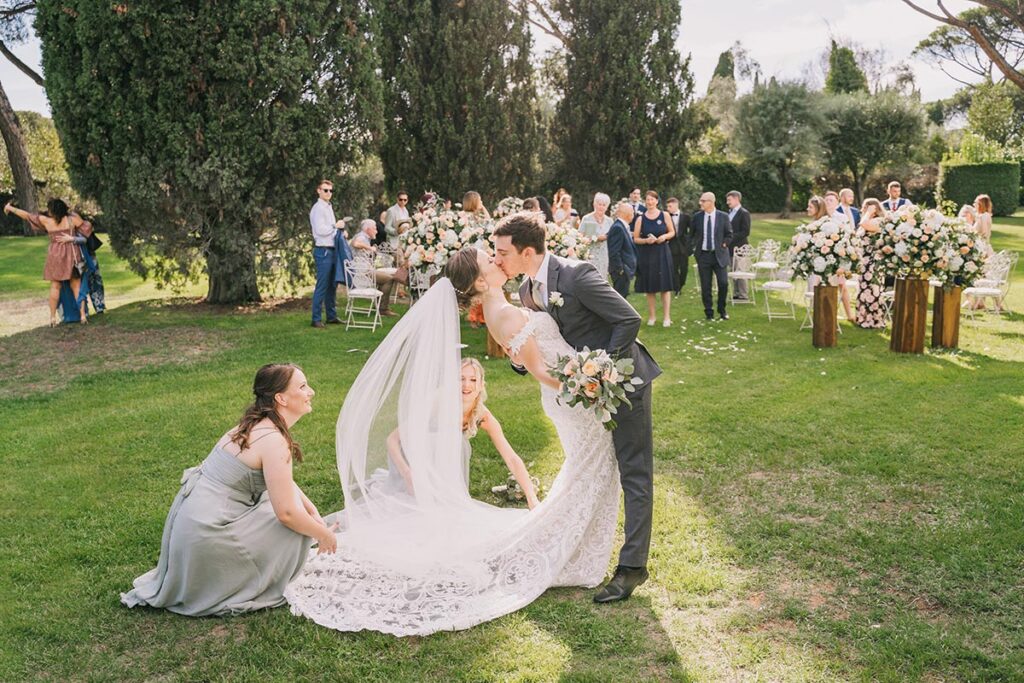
[549, 292, 564, 308]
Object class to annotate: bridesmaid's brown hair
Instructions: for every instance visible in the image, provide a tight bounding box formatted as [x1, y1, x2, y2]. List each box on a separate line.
[231, 364, 304, 462]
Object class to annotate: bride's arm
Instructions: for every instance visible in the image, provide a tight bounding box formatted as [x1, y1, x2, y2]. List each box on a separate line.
[478, 409, 540, 510]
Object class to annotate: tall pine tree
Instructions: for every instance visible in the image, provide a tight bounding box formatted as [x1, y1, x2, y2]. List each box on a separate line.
[378, 0, 539, 202]
[553, 0, 701, 197]
[825, 40, 869, 94]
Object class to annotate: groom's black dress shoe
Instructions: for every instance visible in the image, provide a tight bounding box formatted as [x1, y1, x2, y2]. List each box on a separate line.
[593, 566, 649, 604]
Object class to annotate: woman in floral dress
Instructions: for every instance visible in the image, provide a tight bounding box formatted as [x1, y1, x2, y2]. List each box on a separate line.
[855, 198, 887, 329]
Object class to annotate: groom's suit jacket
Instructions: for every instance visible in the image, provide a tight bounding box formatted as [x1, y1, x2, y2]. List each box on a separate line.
[519, 256, 662, 389]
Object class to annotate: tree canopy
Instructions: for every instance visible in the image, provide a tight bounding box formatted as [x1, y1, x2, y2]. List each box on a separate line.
[36, 1, 383, 303]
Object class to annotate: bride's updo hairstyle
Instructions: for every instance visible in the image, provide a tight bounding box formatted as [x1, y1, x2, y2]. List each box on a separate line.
[231, 363, 304, 463]
[445, 246, 483, 309]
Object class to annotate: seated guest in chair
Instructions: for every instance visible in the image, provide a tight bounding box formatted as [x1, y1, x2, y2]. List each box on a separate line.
[351, 220, 397, 317]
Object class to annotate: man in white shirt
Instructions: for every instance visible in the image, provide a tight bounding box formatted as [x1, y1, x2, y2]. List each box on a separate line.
[310, 179, 346, 328]
[351, 219, 397, 316]
[381, 190, 411, 249]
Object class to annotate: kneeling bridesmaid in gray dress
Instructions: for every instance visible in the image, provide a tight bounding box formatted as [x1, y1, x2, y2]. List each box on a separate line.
[122, 364, 338, 616]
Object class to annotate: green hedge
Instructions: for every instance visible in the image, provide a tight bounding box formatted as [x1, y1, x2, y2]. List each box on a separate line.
[688, 160, 811, 213]
[937, 161, 1020, 216]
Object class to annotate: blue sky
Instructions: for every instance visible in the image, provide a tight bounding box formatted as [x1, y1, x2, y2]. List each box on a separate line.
[2, 1, 977, 116]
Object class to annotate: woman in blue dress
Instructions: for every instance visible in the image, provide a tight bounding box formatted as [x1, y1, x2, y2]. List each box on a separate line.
[632, 190, 675, 327]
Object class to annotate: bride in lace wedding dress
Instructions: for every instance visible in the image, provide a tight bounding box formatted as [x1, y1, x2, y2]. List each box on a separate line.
[284, 272, 620, 636]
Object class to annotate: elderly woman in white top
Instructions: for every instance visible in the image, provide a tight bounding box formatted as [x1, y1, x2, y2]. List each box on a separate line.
[578, 192, 614, 280]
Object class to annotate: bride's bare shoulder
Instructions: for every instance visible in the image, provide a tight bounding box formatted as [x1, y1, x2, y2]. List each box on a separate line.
[488, 303, 529, 345]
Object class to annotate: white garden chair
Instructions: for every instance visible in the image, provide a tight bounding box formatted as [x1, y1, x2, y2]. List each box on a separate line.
[761, 254, 796, 321]
[408, 267, 432, 303]
[963, 253, 1014, 318]
[800, 287, 842, 335]
[753, 239, 781, 281]
[728, 244, 757, 305]
[344, 259, 382, 331]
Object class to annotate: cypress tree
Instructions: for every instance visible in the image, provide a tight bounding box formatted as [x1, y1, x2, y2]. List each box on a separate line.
[378, 0, 539, 202]
[712, 49, 735, 82]
[553, 0, 702, 197]
[35, 1, 382, 303]
[825, 40, 869, 94]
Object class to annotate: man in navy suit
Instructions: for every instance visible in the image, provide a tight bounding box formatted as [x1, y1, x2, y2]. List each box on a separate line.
[689, 192, 733, 320]
[607, 202, 637, 299]
[836, 188, 861, 227]
[881, 181, 913, 211]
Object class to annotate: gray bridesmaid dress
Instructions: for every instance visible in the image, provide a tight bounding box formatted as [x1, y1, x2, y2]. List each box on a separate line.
[121, 445, 312, 616]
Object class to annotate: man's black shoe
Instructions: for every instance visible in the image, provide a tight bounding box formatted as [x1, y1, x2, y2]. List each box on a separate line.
[311, 321, 326, 328]
[593, 566, 649, 604]
[325, 318, 343, 325]
[719, 312, 730, 320]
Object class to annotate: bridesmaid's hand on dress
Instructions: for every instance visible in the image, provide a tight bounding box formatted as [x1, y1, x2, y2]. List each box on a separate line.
[316, 523, 339, 555]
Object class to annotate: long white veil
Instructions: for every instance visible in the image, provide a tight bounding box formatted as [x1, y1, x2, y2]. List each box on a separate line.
[333, 277, 522, 574]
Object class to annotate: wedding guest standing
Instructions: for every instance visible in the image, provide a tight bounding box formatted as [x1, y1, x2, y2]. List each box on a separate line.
[553, 193, 579, 228]
[69, 214, 106, 315]
[382, 190, 411, 249]
[309, 180, 346, 328]
[973, 194, 995, 256]
[462, 191, 492, 226]
[665, 197, 690, 294]
[121, 364, 336, 617]
[633, 190, 675, 327]
[351, 220, 397, 317]
[855, 199, 887, 329]
[628, 187, 644, 218]
[806, 195, 828, 221]
[689, 192, 732, 321]
[836, 188, 861, 227]
[726, 191, 751, 301]
[881, 181, 912, 211]
[5, 198, 89, 326]
[607, 202, 637, 299]
[579, 193, 613, 279]
[823, 192, 855, 320]
[957, 204, 977, 228]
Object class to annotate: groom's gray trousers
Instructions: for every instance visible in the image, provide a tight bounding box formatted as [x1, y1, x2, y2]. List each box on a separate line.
[611, 381, 654, 568]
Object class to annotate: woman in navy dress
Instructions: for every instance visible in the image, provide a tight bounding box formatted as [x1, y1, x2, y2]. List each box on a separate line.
[632, 190, 675, 327]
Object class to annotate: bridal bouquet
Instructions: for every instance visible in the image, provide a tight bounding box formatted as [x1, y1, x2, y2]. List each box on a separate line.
[926, 221, 988, 290]
[493, 196, 525, 219]
[548, 348, 643, 430]
[403, 208, 489, 276]
[868, 206, 959, 283]
[546, 222, 591, 260]
[789, 216, 865, 284]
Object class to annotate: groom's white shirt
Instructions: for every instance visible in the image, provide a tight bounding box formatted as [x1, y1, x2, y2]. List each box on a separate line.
[532, 252, 553, 308]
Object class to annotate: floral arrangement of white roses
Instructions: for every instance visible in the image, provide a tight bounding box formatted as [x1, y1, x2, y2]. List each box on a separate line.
[546, 222, 591, 260]
[867, 206, 964, 283]
[548, 348, 642, 430]
[493, 196, 525, 220]
[402, 207, 489, 276]
[923, 222, 988, 290]
[789, 216, 865, 285]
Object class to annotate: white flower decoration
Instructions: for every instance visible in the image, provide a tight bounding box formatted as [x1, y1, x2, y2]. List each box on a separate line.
[549, 292, 564, 307]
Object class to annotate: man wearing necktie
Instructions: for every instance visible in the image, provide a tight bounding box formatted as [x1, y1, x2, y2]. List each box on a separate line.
[689, 192, 733, 320]
[726, 191, 751, 301]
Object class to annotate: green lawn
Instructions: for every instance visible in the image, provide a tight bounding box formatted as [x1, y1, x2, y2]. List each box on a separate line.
[1, 215, 1023, 682]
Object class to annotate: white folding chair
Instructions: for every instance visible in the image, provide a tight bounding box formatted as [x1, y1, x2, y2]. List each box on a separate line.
[963, 254, 1013, 318]
[408, 267, 432, 304]
[753, 239, 781, 281]
[344, 260, 382, 331]
[800, 285, 842, 334]
[761, 255, 796, 321]
[728, 244, 757, 305]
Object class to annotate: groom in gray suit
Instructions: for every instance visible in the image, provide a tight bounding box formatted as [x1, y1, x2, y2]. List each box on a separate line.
[493, 212, 662, 603]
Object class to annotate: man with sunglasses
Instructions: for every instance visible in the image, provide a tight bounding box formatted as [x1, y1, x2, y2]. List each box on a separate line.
[310, 179, 346, 328]
[382, 190, 411, 250]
